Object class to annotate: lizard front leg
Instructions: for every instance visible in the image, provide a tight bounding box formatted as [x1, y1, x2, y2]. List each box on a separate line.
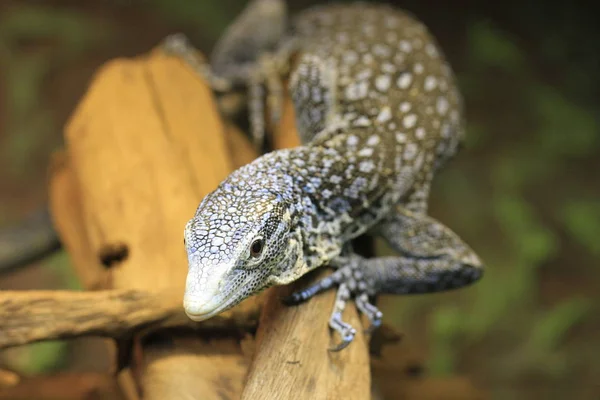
[285, 206, 484, 351]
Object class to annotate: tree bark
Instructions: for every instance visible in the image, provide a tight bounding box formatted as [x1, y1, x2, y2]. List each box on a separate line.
[0, 288, 259, 349]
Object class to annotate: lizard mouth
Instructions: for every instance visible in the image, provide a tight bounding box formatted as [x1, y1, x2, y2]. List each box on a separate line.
[183, 269, 251, 322]
[183, 290, 238, 321]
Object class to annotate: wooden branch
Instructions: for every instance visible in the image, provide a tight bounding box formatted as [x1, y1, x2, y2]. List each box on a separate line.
[241, 270, 371, 400]
[0, 288, 260, 349]
[238, 93, 371, 399]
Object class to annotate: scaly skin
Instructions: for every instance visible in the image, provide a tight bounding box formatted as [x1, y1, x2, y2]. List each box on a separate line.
[183, 2, 484, 350]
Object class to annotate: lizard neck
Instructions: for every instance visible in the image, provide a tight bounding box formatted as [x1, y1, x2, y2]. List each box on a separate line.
[224, 128, 411, 276]
[253, 129, 405, 262]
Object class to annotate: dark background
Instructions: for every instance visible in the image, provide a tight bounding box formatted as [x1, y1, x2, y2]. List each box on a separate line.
[0, 1, 598, 398]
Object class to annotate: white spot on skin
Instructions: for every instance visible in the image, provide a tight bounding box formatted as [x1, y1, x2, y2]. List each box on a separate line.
[347, 135, 359, 146]
[436, 96, 449, 115]
[399, 101, 411, 113]
[425, 44, 439, 58]
[414, 63, 424, 74]
[343, 50, 358, 65]
[353, 116, 371, 127]
[376, 106, 392, 123]
[396, 132, 407, 143]
[345, 81, 369, 100]
[384, 16, 399, 29]
[375, 75, 391, 92]
[359, 160, 375, 173]
[356, 69, 372, 81]
[415, 127, 426, 140]
[403, 114, 417, 129]
[362, 24, 376, 37]
[399, 40, 412, 53]
[404, 143, 418, 160]
[414, 151, 425, 171]
[397, 73, 412, 89]
[367, 135, 380, 146]
[381, 62, 396, 73]
[358, 148, 374, 157]
[441, 123, 452, 138]
[424, 76, 437, 91]
[373, 44, 391, 58]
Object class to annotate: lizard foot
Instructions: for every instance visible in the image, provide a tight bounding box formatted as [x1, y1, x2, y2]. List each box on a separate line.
[283, 255, 383, 351]
[161, 33, 233, 92]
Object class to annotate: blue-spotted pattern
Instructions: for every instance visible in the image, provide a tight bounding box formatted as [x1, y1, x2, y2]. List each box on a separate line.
[182, 2, 483, 341]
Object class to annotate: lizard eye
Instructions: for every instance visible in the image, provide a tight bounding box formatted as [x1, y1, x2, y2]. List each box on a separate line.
[250, 238, 265, 258]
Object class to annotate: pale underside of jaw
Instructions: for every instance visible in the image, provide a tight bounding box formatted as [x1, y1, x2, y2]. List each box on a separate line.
[183, 290, 236, 321]
[183, 270, 255, 321]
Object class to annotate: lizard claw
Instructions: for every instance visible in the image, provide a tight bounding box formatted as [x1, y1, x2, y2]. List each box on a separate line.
[327, 283, 359, 351]
[355, 293, 383, 335]
[328, 310, 356, 352]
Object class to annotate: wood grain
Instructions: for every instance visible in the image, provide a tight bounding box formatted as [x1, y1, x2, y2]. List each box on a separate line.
[51, 48, 257, 399]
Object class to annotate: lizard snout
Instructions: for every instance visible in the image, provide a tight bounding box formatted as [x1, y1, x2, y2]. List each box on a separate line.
[183, 263, 232, 321]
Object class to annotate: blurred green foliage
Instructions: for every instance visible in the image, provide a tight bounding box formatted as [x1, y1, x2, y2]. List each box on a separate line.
[387, 18, 597, 398]
[0, 4, 110, 375]
[0, 6, 114, 178]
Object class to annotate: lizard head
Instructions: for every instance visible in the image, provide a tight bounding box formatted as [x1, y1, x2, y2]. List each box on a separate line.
[182, 185, 298, 321]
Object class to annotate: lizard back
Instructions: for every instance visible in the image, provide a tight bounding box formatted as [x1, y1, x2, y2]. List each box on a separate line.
[292, 3, 463, 176]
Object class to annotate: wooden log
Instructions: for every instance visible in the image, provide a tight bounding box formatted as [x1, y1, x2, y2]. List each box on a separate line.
[63, 53, 230, 293]
[48, 151, 108, 289]
[49, 48, 259, 399]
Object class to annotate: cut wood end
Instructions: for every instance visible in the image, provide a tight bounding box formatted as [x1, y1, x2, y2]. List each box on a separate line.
[59, 46, 235, 293]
